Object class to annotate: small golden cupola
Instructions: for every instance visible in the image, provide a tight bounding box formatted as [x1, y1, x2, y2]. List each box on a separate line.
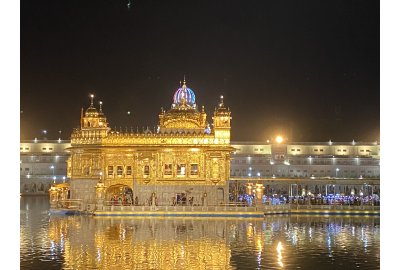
[70, 94, 110, 144]
[81, 94, 109, 129]
[212, 95, 232, 142]
[158, 78, 207, 133]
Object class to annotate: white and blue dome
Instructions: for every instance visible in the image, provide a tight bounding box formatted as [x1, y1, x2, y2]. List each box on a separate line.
[173, 81, 196, 106]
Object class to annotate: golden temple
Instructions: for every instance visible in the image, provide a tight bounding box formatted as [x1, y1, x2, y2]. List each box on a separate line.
[66, 79, 234, 207]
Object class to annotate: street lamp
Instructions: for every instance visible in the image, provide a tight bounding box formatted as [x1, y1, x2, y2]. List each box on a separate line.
[62, 176, 66, 183]
[335, 168, 340, 178]
[275, 135, 283, 144]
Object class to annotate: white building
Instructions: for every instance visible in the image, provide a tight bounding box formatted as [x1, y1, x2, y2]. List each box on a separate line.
[231, 141, 380, 179]
[20, 140, 70, 194]
[20, 140, 380, 196]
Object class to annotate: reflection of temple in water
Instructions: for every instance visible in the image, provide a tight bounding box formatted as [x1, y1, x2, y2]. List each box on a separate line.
[48, 217, 233, 269]
[66, 79, 233, 206]
[45, 215, 379, 269]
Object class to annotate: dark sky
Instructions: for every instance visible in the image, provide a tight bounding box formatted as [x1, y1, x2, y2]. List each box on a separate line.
[20, 0, 379, 142]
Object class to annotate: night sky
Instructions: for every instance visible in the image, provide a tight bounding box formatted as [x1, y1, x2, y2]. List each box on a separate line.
[20, 0, 379, 142]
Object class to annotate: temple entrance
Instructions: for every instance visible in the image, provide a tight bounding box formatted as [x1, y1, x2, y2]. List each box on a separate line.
[106, 184, 133, 205]
[175, 193, 186, 205]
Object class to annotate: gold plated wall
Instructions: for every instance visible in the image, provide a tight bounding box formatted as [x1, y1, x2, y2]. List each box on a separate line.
[67, 87, 233, 204]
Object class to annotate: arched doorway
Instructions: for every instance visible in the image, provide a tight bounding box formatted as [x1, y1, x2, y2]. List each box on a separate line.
[31, 183, 37, 193]
[23, 183, 29, 192]
[106, 184, 133, 205]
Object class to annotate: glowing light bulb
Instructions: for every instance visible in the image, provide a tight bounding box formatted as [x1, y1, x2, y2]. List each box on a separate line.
[275, 136, 283, 143]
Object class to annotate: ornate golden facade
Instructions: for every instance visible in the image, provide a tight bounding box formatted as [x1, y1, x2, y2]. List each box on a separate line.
[67, 80, 233, 205]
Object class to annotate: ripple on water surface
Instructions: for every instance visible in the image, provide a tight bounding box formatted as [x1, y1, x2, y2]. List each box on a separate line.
[20, 197, 379, 269]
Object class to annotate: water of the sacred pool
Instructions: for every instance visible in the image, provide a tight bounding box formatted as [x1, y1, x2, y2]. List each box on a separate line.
[20, 196, 379, 269]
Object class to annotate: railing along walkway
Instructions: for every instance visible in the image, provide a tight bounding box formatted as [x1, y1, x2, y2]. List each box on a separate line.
[53, 199, 83, 209]
[98, 201, 258, 212]
[289, 204, 380, 211]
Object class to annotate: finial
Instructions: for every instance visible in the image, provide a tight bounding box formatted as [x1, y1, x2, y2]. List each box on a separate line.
[179, 80, 182, 87]
[90, 94, 94, 106]
[183, 75, 186, 85]
[99, 101, 103, 112]
[219, 95, 224, 107]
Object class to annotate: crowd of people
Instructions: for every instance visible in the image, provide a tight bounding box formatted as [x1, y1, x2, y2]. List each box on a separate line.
[110, 194, 138, 205]
[232, 193, 380, 206]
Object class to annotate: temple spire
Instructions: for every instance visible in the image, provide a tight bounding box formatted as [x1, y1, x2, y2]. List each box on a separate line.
[99, 101, 103, 112]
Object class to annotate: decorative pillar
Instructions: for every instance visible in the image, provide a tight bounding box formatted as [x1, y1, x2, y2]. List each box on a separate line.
[95, 182, 106, 210]
[49, 186, 59, 208]
[255, 183, 265, 208]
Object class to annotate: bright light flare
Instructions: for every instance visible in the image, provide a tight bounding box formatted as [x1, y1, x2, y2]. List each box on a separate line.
[275, 135, 283, 143]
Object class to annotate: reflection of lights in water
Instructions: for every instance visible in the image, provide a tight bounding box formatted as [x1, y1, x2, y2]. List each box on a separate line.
[256, 237, 262, 253]
[309, 227, 312, 240]
[277, 241, 283, 267]
[256, 251, 262, 267]
[327, 234, 331, 249]
[247, 223, 253, 238]
[60, 233, 65, 250]
[360, 227, 368, 249]
[96, 249, 101, 262]
[291, 230, 298, 245]
[50, 240, 57, 258]
[352, 226, 355, 236]
[262, 222, 267, 231]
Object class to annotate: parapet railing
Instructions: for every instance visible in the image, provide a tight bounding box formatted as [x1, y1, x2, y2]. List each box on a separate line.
[52, 199, 83, 209]
[289, 204, 380, 211]
[81, 201, 380, 213]
[97, 201, 258, 212]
